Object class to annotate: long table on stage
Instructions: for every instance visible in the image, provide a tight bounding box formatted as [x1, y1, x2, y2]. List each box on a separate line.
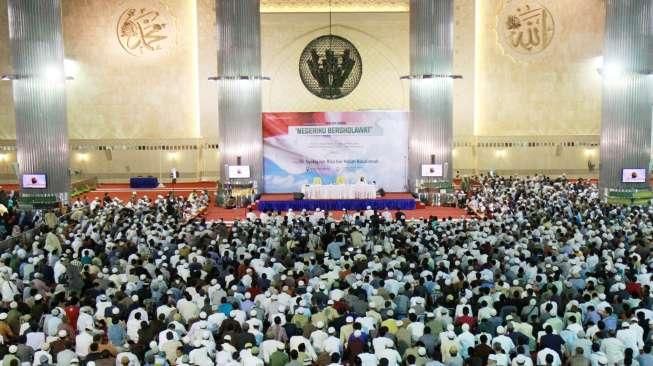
[301, 183, 377, 199]
[257, 192, 416, 212]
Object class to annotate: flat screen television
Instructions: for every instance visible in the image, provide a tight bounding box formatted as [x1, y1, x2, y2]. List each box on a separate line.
[622, 168, 647, 183]
[21, 173, 47, 189]
[421, 164, 443, 177]
[228, 165, 251, 179]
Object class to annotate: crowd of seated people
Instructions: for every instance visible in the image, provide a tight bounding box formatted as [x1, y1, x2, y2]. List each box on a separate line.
[0, 189, 45, 241]
[0, 176, 651, 366]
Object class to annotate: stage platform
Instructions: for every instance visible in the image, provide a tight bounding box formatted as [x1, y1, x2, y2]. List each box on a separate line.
[257, 192, 417, 212]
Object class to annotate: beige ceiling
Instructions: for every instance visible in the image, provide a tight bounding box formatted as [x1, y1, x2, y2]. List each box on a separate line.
[260, 0, 409, 13]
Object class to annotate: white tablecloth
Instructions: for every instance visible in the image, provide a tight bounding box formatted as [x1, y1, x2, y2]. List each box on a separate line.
[301, 184, 377, 200]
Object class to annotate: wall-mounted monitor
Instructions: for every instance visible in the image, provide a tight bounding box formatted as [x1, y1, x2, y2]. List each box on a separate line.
[622, 168, 647, 183]
[421, 164, 443, 177]
[228, 165, 251, 179]
[21, 174, 47, 189]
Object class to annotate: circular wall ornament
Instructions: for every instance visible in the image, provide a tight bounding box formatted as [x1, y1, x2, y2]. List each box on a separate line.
[116, 1, 176, 56]
[497, 0, 555, 60]
[298, 35, 363, 100]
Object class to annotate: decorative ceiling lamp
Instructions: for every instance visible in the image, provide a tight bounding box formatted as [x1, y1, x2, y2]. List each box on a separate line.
[298, 0, 362, 100]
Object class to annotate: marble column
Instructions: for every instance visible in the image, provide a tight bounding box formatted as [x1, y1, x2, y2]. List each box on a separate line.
[599, 0, 652, 193]
[407, 0, 454, 189]
[216, 0, 263, 191]
[7, 0, 69, 201]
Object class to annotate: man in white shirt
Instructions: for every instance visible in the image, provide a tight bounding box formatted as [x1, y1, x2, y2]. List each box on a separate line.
[358, 352, 378, 366]
[493, 326, 516, 354]
[323, 327, 343, 356]
[259, 340, 284, 364]
[25, 324, 46, 351]
[310, 321, 329, 353]
[512, 353, 534, 366]
[536, 347, 562, 366]
[377, 341, 402, 366]
[600, 334, 626, 365]
[616, 322, 643, 356]
[75, 328, 94, 359]
[188, 341, 214, 366]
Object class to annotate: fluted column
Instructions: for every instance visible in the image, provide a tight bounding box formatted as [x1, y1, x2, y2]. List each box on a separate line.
[7, 0, 69, 201]
[599, 0, 652, 193]
[407, 0, 454, 188]
[216, 0, 263, 190]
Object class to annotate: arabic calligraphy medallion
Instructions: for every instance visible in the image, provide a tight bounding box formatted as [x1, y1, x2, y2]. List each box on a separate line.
[116, 3, 175, 56]
[498, 0, 555, 60]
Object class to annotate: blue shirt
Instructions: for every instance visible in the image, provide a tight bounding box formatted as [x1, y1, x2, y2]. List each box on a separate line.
[326, 241, 343, 259]
[107, 323, 126, 346]
[218, 303, 233, 316]
[603, 315, 618, 332]
[638, 353, 653, 366]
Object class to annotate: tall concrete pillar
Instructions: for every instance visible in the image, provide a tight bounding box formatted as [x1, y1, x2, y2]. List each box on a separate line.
[599, 0, 652, 193]
[216, 0, 263, 190]
[407, 0, 454, 189]
[7, 0, 69, 201]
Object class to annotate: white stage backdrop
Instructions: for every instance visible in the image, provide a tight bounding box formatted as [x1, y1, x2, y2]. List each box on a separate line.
[263, 111, 408, 193]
